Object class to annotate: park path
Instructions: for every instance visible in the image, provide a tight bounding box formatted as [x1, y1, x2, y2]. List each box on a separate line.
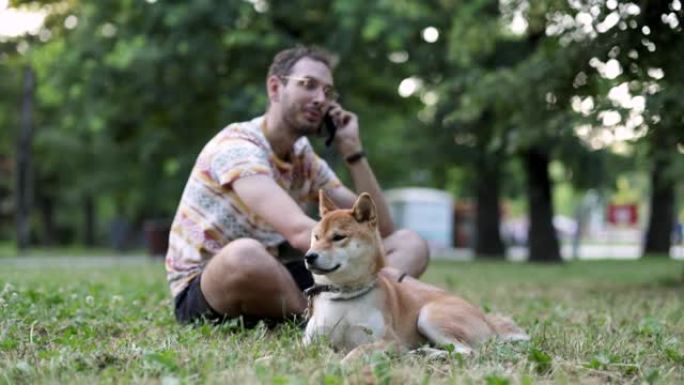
[1, 255, 154, 268]
[438, 245, 684, 261]
[1, 245, 682, 267]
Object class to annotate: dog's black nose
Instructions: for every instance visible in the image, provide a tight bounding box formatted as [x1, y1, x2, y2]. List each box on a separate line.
[304, 252, 319, 264]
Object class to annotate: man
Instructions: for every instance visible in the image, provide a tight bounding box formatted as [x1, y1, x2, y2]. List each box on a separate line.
[166, 46, 429, 326]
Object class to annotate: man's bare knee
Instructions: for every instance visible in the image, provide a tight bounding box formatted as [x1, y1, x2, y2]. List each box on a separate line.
[221, 238, 268, 263]
[398, 228, 430, 261]
[384, 229, 430, 277]
[201, 238, 272, 311]
[389, 229, 429, 257]
[205, 238, 273, 287]
[201, 238, 305, 316]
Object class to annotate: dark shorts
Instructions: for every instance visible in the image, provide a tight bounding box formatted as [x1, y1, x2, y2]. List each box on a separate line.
[174, 243, 314, 327]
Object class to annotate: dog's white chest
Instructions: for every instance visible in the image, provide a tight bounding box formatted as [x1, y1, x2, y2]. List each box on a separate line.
[304, 291, 385, 351]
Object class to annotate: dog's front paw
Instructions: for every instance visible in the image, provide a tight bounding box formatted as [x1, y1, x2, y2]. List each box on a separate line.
[409, 346, 450, 360]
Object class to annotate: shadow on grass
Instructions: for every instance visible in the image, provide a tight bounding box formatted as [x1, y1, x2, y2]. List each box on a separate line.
[648, 274, 684, 288]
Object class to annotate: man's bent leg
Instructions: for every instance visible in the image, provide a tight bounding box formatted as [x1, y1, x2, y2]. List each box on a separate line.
[200, 238, 307, 320]
[382, 228, 430, 278]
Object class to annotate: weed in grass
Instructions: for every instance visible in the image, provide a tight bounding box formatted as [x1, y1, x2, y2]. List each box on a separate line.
[664, 346, 683, 365]
[528, 346, 553, 374]
[484, 374, 510, 385]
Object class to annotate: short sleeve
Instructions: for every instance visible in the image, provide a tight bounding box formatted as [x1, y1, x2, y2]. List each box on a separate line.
[211, 139, 273, 187]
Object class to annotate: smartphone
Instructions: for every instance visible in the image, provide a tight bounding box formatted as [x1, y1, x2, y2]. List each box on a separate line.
[322, 111, 337, 147]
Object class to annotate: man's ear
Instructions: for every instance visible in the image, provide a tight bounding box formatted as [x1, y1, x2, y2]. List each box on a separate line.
[267, 75, 281, 103]
[319, 189, 338, 217]
[352, 193, 377, 227]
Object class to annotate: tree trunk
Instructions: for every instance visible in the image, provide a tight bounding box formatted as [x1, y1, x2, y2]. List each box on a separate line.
[15, 66, 35, 251]
[84, 195, 96, 246]
[643, 156, 674, 256]
[524, 148, 561, 262]
[38, 194, 56, 246]
[475, 155, 504, 258]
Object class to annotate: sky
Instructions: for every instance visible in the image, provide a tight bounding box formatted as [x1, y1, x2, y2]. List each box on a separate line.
[0, 0, 46, 38]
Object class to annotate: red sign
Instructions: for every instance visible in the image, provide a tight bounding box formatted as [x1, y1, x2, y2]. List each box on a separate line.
[606, 204, 638, 226]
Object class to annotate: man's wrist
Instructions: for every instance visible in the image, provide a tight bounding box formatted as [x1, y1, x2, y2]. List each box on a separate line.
[344, 150, 366, 164]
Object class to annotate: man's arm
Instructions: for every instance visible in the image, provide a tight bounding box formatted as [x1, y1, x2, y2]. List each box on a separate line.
[232, 175, 316, 252]
[324, 104, 395, 237]
[325, 161, 394, 237]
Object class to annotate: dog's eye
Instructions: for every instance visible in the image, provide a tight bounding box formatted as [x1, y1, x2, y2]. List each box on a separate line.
[314, 234, 319, 241]
[331, 234, 347, 242]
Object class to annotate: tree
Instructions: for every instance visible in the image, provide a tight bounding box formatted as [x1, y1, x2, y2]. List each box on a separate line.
[583, 0, 684, 256]
[0, 40, 23, 241]
[8, 0, 678, 259]
[8, 0, 428, 247]
[426, 0, 589, 262]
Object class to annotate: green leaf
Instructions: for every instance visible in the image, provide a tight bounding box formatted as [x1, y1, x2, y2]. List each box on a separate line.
[664, 347, 683, 364]
[485, 374, 510, 385]
[144, 350, 178, 372]
[638, 316, 664, 337]
[362, 16, 388, 41]
[323, 373, 343, 385]
[528, 347, 552, 374]
[645, 369, 660, 384]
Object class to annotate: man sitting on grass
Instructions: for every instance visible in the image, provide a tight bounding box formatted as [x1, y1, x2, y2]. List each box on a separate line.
[165, 46, 429, 326]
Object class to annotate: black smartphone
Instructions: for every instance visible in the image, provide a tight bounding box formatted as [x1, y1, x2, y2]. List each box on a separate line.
[322, 111, 337, 147]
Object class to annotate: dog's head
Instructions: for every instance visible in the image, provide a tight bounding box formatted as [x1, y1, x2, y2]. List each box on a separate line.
[304, 190, 386, 286]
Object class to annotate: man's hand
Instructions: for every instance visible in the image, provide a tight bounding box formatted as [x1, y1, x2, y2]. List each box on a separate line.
[327, 103, 362, 157]
[323, 103, 394, 236]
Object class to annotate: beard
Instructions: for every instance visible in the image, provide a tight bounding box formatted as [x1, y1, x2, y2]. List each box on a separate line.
[281, 96, 323, 137]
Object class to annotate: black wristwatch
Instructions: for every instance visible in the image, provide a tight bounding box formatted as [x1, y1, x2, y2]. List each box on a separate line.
[345, 150, 366, 164]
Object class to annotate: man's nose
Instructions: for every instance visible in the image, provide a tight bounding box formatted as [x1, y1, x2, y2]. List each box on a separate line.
[304, 252, 319, 264]
[312, 87, 326, 105]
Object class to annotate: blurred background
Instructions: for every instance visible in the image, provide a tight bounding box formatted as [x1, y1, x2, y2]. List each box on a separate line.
[0, 0, 682, 262]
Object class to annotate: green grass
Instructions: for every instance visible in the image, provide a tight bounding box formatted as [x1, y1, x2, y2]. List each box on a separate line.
[0, 241, 145, 258]
[1, 257, 683, 384]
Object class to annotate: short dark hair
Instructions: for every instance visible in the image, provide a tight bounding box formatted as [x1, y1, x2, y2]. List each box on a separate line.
[267, 46, 336, 80]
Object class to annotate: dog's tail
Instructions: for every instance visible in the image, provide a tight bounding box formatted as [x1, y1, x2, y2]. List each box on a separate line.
[485, 314, 530, 342]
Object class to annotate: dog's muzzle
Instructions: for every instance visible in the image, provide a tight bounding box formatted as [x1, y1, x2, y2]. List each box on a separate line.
[304, 252, 319, 264]
[304, 252, 341, 274]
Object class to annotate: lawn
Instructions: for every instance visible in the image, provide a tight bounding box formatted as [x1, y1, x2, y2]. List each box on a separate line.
[1, 256, 683, 384]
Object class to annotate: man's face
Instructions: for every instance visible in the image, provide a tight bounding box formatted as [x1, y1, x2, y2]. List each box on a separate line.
[274, 57, 335, 135]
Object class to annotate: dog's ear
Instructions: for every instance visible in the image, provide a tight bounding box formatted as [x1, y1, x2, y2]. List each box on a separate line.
[319, 189, 338, 217]
[352, 193, 377, 226]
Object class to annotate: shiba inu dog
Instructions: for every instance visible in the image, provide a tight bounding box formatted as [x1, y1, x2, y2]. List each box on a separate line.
[303, 191, 529, 362]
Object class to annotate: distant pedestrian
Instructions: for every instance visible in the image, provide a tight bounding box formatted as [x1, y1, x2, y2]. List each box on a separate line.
[572, 197, 589, 259]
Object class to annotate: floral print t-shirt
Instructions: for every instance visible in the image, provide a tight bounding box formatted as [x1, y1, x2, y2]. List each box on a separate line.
[165, 115, 341, 297]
